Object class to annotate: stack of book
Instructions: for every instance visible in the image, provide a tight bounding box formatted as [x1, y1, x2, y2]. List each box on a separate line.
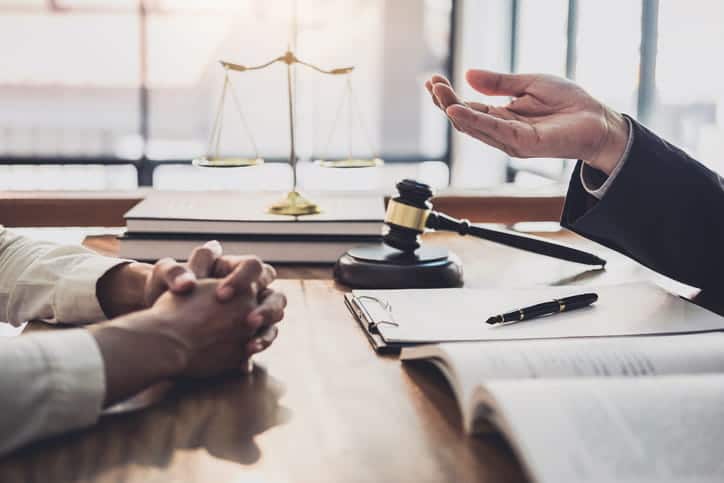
[119, 192, 384, 263]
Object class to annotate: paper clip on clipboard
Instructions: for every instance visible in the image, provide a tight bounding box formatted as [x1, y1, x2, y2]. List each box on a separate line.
[344, 294, 401, 353]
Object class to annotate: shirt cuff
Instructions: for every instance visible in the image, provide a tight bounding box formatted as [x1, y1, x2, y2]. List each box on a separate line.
[54, 255, 130, 324]
[43, 329, 106, 431]
[580, 116, 634, 199]
[39, 329, 106, 437]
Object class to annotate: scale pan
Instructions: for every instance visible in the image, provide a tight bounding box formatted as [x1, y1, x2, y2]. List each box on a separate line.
[315, 157, 384, 168]
[192, 157, 265, 168]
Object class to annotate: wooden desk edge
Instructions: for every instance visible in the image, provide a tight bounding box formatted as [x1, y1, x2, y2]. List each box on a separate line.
[0, 189, 565, 227]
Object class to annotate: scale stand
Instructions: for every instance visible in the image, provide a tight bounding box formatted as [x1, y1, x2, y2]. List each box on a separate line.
[194, 1, 383, 216]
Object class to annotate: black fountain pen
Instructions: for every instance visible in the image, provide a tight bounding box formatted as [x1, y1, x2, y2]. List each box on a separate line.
[486, 293, 599, 325]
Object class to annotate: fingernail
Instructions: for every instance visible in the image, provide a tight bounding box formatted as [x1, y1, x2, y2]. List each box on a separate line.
[217, 285, 234, 300]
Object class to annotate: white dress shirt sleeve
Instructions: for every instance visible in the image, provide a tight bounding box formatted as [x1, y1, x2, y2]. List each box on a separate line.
[0, 226, 129, 326]
[0, 329, 105, 456]
[580, 116, 635, 200]
[0, 226, 131, 454]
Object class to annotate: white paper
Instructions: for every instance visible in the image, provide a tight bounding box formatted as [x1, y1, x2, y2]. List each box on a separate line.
[402, 333, 724, 433]
[486, 375, 724, 483]
[355, 283, 723, 343]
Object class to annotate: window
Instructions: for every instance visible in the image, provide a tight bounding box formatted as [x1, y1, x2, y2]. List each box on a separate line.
[0, 0, 454, 190]
[575, 0, 642, 116]
[651, 0, 724, 174]
[508, 0, 570, 186]
[0, 0, 141, 189]
[4, 0, 722, 192]
[452, 0, 723, 189]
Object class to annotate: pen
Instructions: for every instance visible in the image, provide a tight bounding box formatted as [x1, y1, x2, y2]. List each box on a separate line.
[485, 293, 598, 325]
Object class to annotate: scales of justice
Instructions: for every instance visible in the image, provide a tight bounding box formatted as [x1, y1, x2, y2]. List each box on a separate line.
[193, 10, 382, 216]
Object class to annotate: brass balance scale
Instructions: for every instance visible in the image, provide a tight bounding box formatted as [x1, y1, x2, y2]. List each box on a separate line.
[193, 8, 382, 216]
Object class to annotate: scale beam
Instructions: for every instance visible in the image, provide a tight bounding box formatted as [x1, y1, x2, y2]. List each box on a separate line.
[220, 52, 353, 76]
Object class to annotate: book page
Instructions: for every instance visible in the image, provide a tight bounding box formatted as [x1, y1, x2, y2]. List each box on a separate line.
[402, 333, 724, 431]
[483, 375, 724, 483]
[126, 191, 384, 222]
[446, 331, 724, 383]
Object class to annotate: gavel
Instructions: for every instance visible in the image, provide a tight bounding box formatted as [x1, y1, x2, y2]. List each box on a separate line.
[383, 179, 606, 266]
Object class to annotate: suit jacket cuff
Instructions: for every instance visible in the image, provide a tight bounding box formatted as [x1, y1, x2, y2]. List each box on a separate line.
[562, 114, 647, 232]
[560, 115, 724, 289]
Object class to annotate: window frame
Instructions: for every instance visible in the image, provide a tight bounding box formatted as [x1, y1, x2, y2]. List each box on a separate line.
[505, 0, 659, 183]
[0, 0, 459, 187]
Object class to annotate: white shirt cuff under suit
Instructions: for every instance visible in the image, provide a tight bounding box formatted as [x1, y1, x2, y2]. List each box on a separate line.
[580, 116, 634, 200]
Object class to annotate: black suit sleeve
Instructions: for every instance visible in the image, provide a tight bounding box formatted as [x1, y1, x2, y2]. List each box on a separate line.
[561, 116, 724, 290]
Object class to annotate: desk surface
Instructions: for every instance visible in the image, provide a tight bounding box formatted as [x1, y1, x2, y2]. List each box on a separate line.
[0, 230, 702, 483]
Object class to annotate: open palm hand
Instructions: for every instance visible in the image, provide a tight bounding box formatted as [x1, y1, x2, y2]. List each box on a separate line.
[426, 69, 628, 174]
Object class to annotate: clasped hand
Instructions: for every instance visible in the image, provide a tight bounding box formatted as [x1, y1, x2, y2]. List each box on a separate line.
[98, 240, 286, 360]
[93, 241, 287, 405]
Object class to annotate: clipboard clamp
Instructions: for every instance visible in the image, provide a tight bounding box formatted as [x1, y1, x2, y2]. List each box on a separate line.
[355, 295, 400, 331]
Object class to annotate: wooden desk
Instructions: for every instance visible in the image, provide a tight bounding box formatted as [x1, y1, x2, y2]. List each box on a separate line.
[0, 230, 709, 483]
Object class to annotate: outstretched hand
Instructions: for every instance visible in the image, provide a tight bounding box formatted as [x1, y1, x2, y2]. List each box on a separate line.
[425, 69, 628, 175]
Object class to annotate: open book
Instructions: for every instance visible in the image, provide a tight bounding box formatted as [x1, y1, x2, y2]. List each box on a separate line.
[401, 333, 724, 483]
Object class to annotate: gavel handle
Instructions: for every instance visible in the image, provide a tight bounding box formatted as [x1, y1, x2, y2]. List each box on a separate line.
[427, 211, 607, 267]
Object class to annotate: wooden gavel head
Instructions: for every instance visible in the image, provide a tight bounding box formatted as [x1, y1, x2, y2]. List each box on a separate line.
[383, 179, 434, 254]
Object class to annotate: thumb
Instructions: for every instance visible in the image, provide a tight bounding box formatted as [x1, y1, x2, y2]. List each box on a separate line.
[466, 69, 535, 97]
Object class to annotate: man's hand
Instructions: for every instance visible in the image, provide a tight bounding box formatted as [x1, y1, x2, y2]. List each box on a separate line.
[91, 279, 283, 405]
[97, 241, 285, 354]
[425, 70, 629, 175]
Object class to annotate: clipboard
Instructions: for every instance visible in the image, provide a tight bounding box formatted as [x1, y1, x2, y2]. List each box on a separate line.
[344, 293, 406, 354]
[343, 284, 724, 354]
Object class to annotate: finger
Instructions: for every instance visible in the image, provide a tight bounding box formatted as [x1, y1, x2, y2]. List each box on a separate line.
[432, 83, 463, 111]
[465, 101, 491, 114]
[454, 112, 509, 153]
[429, 74, 455, 111]
[430, 74, 452, 87]
[147, 258, 196, 304]
[447, 105, 521, 156]
[247, 290, 287, 327]
[465, 99, 523, 122]
[257, 263, 277, 290]
[466, 69, 536, 97]
[425, 80, 443, 110]
[215, 256, 264, 301]
[213, 256, 277, 291]
[431, 84, 466, 131]
[245, 325, 279, 356]
[447, 104, 516, 142]
[506, 93, 555, 116]
[187, 240, 223, 278]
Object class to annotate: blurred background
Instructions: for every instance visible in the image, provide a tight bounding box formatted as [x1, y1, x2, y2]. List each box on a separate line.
[1, 0, 722, 192]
